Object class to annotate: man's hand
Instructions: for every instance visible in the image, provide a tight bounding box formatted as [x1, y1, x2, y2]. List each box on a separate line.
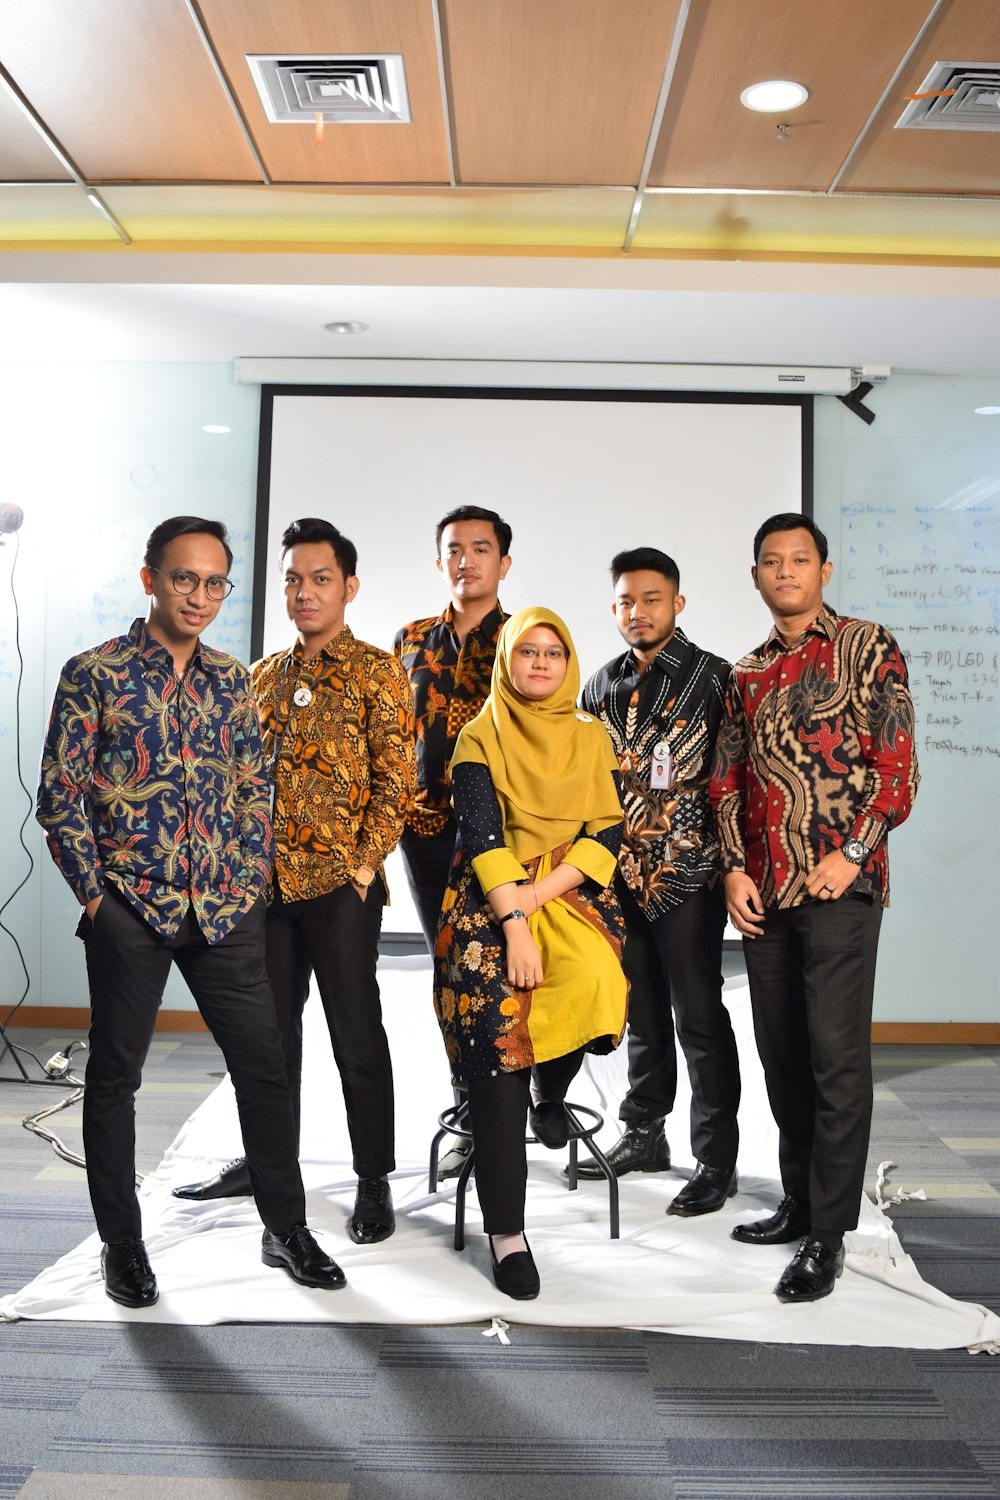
[723, 871, 766, 938]
[350, 879, 369, 903]
[504, 924, 545, 990]
[84, 894, 103, 922]
[805, 850, 859, 903]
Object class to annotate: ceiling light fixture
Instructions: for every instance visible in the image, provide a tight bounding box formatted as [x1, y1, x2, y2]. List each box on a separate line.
[324, 321, 369, 334]
[973, 405, 1000, 415]
[202, 424, 232, 434]
[741, 80, 809, 113]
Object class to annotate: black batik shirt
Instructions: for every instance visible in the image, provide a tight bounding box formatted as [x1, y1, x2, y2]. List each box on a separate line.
[582, 628, 730, 919]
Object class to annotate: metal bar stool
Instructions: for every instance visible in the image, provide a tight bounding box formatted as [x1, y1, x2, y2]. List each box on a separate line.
[429, 1100, 620, 1248]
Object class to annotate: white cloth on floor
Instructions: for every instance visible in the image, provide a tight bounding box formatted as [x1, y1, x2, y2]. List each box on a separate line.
[3, 965, 999, 1351]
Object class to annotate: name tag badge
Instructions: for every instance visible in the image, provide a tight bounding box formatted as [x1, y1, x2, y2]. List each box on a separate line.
[649, 740, 672, 791]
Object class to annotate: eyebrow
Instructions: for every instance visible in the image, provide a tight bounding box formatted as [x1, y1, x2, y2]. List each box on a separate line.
[446, 536, 494, 547]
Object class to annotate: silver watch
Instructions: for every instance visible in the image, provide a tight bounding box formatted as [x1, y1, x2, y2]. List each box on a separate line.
[841, 838, 869, 865]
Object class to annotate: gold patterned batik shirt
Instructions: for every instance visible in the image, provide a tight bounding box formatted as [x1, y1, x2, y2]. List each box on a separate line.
[36, 617, 273, 943]
[393, 603, 507, 838]
[252, 626, 416, 903]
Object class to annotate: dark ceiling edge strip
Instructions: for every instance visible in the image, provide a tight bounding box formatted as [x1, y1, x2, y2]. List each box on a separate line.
[826, 0, 949, 195]
[430, 0, 457, 188]
[623, 0, 692, 253]
[182, 0, 272, 186]
[0, 64, 131, 244]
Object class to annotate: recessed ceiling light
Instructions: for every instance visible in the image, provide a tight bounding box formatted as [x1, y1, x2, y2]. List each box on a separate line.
[974, 405, 1000, 415]
[202, 424, 232, 434]
[740, 80, 810, 113]
[324, 320, 369, 334]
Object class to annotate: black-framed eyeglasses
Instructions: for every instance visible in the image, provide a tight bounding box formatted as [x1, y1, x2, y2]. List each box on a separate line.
[151, 567, 235, 601]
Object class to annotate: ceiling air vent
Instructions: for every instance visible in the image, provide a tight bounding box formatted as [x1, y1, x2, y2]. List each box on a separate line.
[896, 61, 1000, 132]
[246, 54, 411, 125]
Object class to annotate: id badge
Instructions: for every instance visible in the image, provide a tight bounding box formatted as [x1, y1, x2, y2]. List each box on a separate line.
[649, 740, 672, 791]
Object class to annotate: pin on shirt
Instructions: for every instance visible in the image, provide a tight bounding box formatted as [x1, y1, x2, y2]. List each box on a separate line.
[293, 685, 313, 708]
[649, 739, 673, 791]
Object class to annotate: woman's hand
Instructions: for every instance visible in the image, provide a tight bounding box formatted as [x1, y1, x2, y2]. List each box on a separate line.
[504, 923, 544, 990]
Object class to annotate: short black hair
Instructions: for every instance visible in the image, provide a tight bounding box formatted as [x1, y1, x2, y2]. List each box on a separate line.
[753, 513, 828, 564]
[435, 506, 512, 558]
[144, 516, 233, 572]
[280, 517, 358, 578]
[610, 546, 680, 590]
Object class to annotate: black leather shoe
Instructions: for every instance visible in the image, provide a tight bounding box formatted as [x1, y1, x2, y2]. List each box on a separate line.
[571, 1120, 670, 1180]
[775, 1238, 845, 1303]
[490, 1237, 540, 1301]
[261, 1225, 346, 1289]
[667, 1162, 738, 1217]
[101, 1237, 158, 1308]
[529, 1101, 569, 1150]
[731, 1194, 811, 1245]
[437, 1137, 473, 1181]
[349, 1176, 395, 1244]
[172, 1157, 251, 1200]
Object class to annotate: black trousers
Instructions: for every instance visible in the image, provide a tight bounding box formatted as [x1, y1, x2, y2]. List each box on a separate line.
[398, 820, 458, 954]
[742, 893, 883, 1234]
[81, 888, 305, 1243]
[265, 880, 395, 1179]
[618, 880, 740, 1169]
[465, 1050, 586, 1233]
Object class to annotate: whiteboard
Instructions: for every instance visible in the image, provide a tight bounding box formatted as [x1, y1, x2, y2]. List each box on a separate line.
[254, 386, 810, 933]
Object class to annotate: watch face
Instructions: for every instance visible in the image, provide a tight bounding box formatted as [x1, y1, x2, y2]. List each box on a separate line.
[843, 839, 867, 864]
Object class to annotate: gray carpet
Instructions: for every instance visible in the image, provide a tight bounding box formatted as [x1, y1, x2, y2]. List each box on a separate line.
[1, 1025, 998, 1500]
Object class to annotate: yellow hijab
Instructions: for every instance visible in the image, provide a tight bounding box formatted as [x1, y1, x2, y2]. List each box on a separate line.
[451, 606, 622, 863]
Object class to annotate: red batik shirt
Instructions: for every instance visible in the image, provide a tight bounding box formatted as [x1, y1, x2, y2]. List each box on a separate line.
[709, 606, 919, 909]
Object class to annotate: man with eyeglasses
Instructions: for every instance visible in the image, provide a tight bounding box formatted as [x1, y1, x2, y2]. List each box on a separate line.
[37, 515, 346, 1307]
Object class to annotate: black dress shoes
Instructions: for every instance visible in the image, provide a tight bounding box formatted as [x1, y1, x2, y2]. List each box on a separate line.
[775, 1238, 845, 1303]
[349, 1176, 395, 1244]
[261, 1225, 347, 1289]
[667, 1162, 738, 1217]
[731, 1194, 811, 1245]
[172, 1157, 252, 1201]
[572, 1119, 670, 1180]
[529, 1101, 570, 1150]
[437, 1137, 474, 1181]
[490, 1237, 540, 1301]
[101, 1237, 158, 1307]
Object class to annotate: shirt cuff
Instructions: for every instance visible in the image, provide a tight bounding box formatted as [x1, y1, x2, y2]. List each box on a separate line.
[471, 846, 527, 894]
[851, 812, 888, 853]
[565, 837, 618, 889]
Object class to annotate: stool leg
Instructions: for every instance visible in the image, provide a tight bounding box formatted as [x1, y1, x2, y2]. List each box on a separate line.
[581, 1134, 620, 1240]
[428, 1124, 449, 1193]
[567, 1136, 578, 1191]
[453, 1147, 476, 1252]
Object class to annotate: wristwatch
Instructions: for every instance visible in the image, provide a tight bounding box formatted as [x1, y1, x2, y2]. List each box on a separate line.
[351, 865, 376, 888]
[499, 909, 527, 926]
[841, 838, 870, 866]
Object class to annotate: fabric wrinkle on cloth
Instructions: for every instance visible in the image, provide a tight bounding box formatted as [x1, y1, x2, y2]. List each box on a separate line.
[3, 966, 999, 1354]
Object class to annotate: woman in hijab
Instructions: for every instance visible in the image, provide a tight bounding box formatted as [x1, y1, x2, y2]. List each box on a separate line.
[434, 606, 628, 1301]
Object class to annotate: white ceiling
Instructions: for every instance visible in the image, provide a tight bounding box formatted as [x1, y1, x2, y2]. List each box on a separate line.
[1, 254, 997, 375]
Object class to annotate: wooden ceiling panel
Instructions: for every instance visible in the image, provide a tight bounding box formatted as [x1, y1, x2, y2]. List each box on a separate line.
[442, 0, 682, 185]
[649, 0, 932, 191]
[838, 0, 1000, 195]
[0, 0, 263, 181]
[197, 0, 451, 183]
[0, 87, 73, 181]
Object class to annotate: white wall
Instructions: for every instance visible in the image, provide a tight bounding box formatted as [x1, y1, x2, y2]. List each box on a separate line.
[1, 363, 996, 1021]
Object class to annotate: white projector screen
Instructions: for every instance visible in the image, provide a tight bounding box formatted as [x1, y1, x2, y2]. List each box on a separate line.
[253, 385, 811, 934]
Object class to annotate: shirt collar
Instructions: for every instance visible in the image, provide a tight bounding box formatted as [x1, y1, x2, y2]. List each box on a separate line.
[129, 617, 213, 675]
[290, 623, 355, 665]
[441, 601, 507, 642]
[762, 603, 840, 654]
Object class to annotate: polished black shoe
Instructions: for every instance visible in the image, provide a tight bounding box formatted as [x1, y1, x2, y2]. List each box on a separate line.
[261, 1225, 346, 1289]
[437, 1137, 473, 1181]
[101, 1237, 158, 1308]
[349, 1176, 395, 1245]
[571, 1119, 670, 1181]
[667, 1162, 738, 1217]
[775, 1238, 845, 1303]
[731, 1194, 811, 1245]
[529, 1100, 569, 1150]
[490, 1237, 540, 1301]
[172, 1157, 251, 1201]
